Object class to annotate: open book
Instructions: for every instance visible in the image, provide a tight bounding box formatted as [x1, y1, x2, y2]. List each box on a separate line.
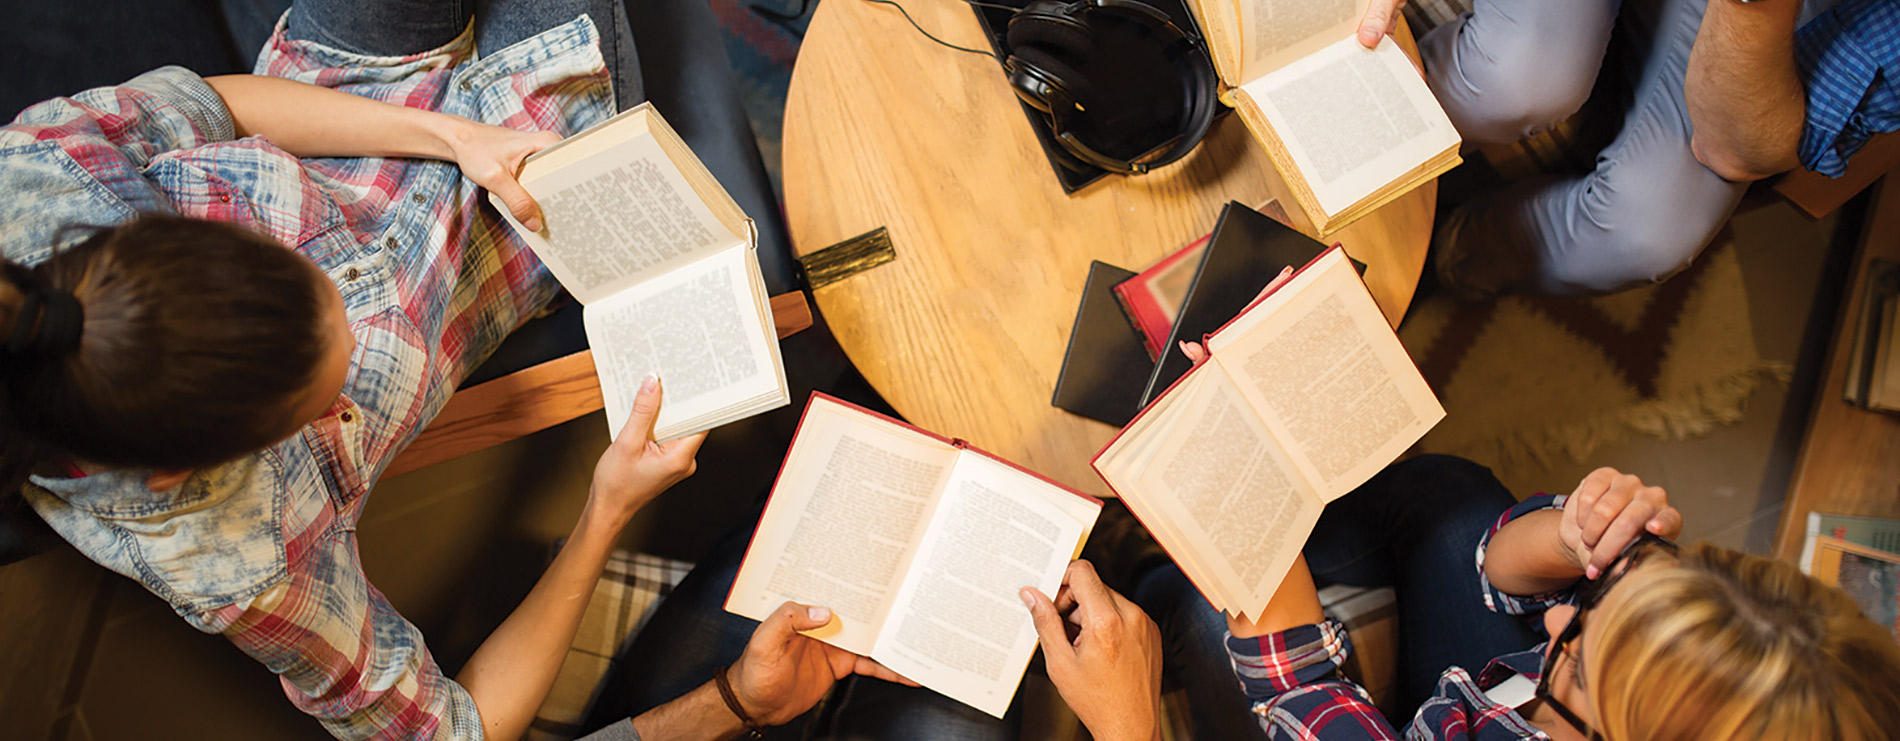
[727, 393, 1103, 717]
[1188, 0, 1461, 235]
[1092, 246, 1442, 619]
[491, 103, 788, 440]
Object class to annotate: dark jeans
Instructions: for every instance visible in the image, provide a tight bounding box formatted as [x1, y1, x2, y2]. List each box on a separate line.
[1130, 455, 1543, 734]
[585, 503, 1021, 740]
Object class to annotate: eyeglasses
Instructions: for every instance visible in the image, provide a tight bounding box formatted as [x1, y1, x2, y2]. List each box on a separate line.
[1533, 532, 1680, 741]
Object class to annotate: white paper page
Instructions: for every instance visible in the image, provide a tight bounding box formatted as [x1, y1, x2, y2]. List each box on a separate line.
[1210, 249, 1444, 499]
[1235, 0, 1362, 81]
[498, 130, 733, 304]
[1132, 371, 1323, 617]
[1239, 38, 1458, 217]
[725, 399, 960, 656]
[872, 453, 1101, 718]
[585, 244, 778, 441]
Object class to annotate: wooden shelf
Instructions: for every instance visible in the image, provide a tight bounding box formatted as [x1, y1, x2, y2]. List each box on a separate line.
[1773, 176, 1900, 560]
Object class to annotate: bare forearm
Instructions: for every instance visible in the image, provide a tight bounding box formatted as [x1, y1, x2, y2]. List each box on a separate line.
[204, 74, 469, 160]
[629, 682, 745, 741]
[458, 506, 627, 740]
[1226, 555, 1325, 639]
[1482, 510, 1582, 596]
[1685, 0, 1805, 181]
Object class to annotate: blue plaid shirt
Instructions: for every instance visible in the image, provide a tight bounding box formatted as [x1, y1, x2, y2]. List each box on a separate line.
[1226, 495, 1569, 740]
[1796, 0, 1900, 177]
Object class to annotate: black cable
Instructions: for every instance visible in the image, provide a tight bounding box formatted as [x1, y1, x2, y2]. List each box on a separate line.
[861, 0, 1002, 59]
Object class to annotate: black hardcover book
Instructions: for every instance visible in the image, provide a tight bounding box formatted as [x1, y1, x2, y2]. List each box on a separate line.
[1053, 261, 1153, 426]
[1138, 202, 1328, 407]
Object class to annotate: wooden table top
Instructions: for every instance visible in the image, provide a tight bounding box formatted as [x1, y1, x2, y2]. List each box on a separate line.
[781, 0, 1436, 496]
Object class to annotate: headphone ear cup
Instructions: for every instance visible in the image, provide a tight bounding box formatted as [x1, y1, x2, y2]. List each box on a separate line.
[1006, 13, 1094, 59]
[1009, 47, 1096, 114]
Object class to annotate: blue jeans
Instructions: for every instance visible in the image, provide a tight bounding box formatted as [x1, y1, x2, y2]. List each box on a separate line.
[1131, 455, 1541, 731]
[585, 504, 1020, 740]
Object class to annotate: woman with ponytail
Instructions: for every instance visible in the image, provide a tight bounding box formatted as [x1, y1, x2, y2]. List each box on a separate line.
[0, 1, 753, 738]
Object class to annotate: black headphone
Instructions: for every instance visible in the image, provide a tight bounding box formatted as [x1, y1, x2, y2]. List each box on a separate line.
[1002, 0, 1218, 175]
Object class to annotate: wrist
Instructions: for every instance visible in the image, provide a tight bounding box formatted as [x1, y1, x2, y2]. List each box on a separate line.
[715, 664, 768, 737]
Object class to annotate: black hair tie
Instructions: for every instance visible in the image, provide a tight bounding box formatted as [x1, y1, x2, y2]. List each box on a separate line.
[7, 288, 84, 359]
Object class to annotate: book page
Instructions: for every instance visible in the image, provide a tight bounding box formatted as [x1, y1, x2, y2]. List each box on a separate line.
[502, 111, 737, 304]
[585, 244, 779, 441]
[1130, 369, 1323, 616]
[1210, 248, 1443, 499]
[1235, 0, 1363, 82]
[726, 398, 961, 656]
[1237, 38, 1459, 218]
[873, 453, 1100, 718]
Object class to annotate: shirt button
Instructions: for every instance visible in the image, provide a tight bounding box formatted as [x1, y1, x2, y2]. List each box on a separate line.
[340, 411, 354, 423]
[412, 193, 427, 204]
[345, 266, 361, 281]
[384, 236, 398, 250]
[219, 193, 231, 203]
[460, 80, 473, 91]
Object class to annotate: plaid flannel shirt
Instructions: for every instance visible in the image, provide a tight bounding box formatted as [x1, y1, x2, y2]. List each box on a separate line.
[1226, 495, 1570, 740]
[1795, 0, 1900, 177]
[8, 15, 615, 740]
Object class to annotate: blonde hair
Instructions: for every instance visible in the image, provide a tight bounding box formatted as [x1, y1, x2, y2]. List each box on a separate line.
[1586, 542, 1900, 741]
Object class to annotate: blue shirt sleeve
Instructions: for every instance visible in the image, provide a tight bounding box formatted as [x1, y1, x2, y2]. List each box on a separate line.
[1794, 0, 1900, 177]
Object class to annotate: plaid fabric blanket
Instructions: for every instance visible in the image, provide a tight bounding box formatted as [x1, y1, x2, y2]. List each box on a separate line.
[529, 551, 695, 741]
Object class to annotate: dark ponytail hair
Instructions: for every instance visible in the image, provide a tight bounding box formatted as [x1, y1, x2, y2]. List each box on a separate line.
[0, 215, 334, 503]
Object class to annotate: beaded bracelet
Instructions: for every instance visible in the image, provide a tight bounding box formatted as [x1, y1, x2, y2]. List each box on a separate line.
[714, 664, 767, 739]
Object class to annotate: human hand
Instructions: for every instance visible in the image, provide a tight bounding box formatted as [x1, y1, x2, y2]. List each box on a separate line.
[726, 601, 916, 725]
[586, 375, 708, 528]
[1357, 0, 1406, 48]
[1559, 468, 1683, 579]
[1176, 265, 1296, 365]
[445, 120, 563, 231]
[1022, 561, 1163, 741]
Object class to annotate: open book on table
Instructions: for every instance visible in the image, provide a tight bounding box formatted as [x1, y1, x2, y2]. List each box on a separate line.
[726, 393, 1104, 717]
[1187, 0, 1460, 236]
[1092, 246, 1443, 620]
[491, 103, 788, 441]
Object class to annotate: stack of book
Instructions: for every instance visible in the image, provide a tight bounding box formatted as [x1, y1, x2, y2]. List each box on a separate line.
[1844, 259, 1900, 413]
[1053, 202, 1444, 619]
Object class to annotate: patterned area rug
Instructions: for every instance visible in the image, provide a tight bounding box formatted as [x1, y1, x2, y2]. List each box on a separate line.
[1398, 238, 1789, 488]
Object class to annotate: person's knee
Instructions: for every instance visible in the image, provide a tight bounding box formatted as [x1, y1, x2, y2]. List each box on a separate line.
[1433, 39, 1597, 145]
[1546, 213, 1711, 294]
[1388, 455, 1515, 517]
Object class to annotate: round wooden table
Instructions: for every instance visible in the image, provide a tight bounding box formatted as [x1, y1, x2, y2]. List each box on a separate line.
[781, 0, 1435, 496]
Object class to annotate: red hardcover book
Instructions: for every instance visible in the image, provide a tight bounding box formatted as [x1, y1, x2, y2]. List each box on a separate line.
[727, 392, 1101, 717]
[1113, 199, 1291, 358]
[1090, 246, 1443, 620]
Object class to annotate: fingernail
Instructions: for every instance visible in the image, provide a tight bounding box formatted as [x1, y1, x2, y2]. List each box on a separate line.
[642, 373, 658, 392]
[1019, 588, 1035, 609]
[1585, 565, 1600, 580]
[524, 217, 543, 232]
[807, 606, 831, 622]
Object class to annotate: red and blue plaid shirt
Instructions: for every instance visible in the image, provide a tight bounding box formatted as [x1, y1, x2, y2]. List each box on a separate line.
[1226, 495, 1570, 740]
[9, 15, 615, 740]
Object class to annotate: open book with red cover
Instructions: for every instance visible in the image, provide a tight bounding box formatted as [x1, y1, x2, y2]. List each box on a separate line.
[1115, 199, 1291, 358]
[1091, 246, 1442, 620]
[726, 393, 1103, 717]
